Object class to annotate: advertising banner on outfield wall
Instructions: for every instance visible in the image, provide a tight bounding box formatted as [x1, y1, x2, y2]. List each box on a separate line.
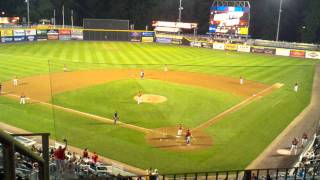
[142, 37, 154, 43]
[276, 48, 291, 56]
[36, 30, 48, 41]
[212, 43, 225, 50]
[47, 29, 59, 40]
[71, 30, 83, 40]
[250, 46, 265, 53]
[59, 29, 71, 41]
[130, 32, 142, 42]
[237, 45, 251, 52]
[225, 44, 238, 51]
[14, 36, 26, 42]
[263, 48, 276, 55]
[1, 37, 13, 43]
[13, 29, 25, 36]
[156, 37, 172, 44]
[171, 38, 182, 45]
[1, 30, 13, 43]
[290, 50, 306, 58]
[190, 41, 202, 47]
[13, 30, 26, 42]
[1, 30, 13, 36]
[202, 42, 212, 49]
[25, 29, 37, 42]
[142, 32, 155, 37]
[305, 51, 320, 59]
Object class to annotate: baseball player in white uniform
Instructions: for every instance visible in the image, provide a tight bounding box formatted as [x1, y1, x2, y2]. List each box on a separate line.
[20, 94, 26, 104]
[137, 91, 142, 104]
[13, 76, 18, 86]
[164, 64, 168, 72]
[240, 76, 244, 85]
[294, 83, 299, 92]
[177, 125, 182, 137]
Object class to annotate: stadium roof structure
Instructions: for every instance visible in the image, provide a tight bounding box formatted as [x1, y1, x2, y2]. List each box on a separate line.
[212, 0, 250, 8]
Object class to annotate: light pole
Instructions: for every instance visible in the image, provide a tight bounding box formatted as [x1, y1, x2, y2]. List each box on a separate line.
[276, 0, 283, 41]
[25, 0, 30, 27]
[178, 0, 183, 22]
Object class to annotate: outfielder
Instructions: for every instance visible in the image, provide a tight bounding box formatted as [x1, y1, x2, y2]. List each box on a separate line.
[13, 76, 18, 86]
[113, 111, 119, 125]
[294, 82, 299, 92]
[0, 83, 2, 95]
[20, 93, 26, 104]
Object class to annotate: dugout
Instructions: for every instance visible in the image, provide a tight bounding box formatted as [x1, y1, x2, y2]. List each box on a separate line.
[83, 19, 129, 41]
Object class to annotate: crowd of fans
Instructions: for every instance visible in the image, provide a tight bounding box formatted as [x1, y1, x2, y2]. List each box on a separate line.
[294, 134, 320, 177]
[5, 138, 131, 179]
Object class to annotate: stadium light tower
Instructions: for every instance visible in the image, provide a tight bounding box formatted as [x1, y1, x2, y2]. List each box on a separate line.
[178, 0, 183, 22]
[276, 0, 283, 41]
[25, 0, 30, 27]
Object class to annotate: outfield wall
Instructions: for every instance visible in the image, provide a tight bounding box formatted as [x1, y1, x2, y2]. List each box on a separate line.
[1, 28, 320, 60]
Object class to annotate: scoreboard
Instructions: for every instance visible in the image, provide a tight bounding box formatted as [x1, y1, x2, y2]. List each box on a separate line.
[209, 6, 250, 35]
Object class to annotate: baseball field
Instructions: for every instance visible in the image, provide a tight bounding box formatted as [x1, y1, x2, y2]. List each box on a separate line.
[0, 41, 317, 173]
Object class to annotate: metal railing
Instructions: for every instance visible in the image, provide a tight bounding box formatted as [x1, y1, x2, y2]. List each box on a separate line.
[0, 130, 49, 180]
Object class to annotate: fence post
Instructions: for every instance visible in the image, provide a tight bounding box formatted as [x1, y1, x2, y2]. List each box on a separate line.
[3, 142, 15, 180]
[42, 133, 50, 180]
[243, 170, 251, 180]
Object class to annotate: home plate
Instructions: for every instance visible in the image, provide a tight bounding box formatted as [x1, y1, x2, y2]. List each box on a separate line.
[277, 149, 291, 155]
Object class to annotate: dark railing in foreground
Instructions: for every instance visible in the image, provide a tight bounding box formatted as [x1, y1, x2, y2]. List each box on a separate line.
[0, 131, 50, 180]
[118, 166, 320, 180]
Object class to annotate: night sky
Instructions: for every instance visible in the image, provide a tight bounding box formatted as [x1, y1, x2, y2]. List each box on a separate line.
[0, 0, 319, 43]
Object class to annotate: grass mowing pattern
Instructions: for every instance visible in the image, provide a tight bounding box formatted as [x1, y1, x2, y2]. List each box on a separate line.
[53, 79, 243, 128]
[0, 41, 318, 173]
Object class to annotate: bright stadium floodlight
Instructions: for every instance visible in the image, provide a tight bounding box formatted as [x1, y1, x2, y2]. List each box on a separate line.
[276, 0, 283, 41]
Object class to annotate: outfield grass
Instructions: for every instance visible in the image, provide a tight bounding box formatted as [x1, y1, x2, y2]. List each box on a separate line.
[0, 41, 318, 173]
[53, 79, 242, 128]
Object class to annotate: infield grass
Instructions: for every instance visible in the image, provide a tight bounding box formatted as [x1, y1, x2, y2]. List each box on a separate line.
[0, 41, 318, 173]
[53, 79, 243, 128]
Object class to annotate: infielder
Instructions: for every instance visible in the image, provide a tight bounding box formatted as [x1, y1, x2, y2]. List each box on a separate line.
[289, 137, 298, 155]
[63, 64, 68, 72]
[20, 93, 26, 104]
[137, 91, 142, 104]
[0, 83, 2, 95]
[185, 129, 192, 145]
[240, 76, 244, 85]
[113, 111, 119, 125]
[177, 124, 183, 137]
[164, 64, 168, 72]
[140, 70, 145, 79]
[294, 82, 299, 92]
[13, 76, 18, 86]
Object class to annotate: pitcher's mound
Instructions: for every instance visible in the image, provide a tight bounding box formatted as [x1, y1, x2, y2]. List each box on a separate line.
[134, 94, 167, 104]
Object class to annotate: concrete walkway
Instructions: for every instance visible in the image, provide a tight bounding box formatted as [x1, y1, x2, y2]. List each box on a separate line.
[247, 65, 320, 169]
